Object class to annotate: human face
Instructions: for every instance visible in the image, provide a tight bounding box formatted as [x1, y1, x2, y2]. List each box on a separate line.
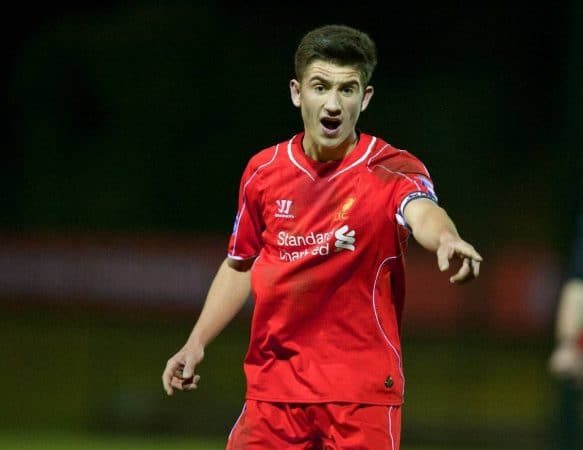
[290, 60, 374, 160]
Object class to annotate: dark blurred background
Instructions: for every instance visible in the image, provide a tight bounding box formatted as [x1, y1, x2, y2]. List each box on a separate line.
[2, 1, 582, 449]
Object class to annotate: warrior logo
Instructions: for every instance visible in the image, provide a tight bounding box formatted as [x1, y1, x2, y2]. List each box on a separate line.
[275, 199, 294, 218]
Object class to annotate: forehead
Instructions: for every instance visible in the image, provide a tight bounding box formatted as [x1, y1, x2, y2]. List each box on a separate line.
[303, 60, 362, 84]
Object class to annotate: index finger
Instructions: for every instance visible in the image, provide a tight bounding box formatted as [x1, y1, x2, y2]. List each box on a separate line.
[452, 241, 483, 262]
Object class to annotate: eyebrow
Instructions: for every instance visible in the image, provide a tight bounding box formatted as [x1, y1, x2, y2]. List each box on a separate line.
[308, 76, 360, 86]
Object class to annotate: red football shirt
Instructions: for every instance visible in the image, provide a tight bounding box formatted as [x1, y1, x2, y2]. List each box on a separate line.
[228, 132, 437, 405]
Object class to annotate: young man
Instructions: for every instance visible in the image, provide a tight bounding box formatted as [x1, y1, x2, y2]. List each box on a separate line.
[549, 205, 583, 382]
[548, 205, 583, 449]
[162, 24, 482, 449]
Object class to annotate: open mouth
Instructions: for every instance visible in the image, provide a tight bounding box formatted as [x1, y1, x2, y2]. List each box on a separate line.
[321, 118, 341, 131]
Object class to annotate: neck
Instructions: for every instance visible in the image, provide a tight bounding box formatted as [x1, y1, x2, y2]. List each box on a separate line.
[302, 132, 359, 162]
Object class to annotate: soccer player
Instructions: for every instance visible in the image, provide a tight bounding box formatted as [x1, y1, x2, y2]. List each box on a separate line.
[162, 24, 483, 450]
[549, 205, 583, 382]
[548, 204, 583, 449]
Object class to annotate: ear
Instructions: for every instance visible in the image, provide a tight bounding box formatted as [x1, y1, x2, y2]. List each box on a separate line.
[360, 85, 374, 112]
[290, 79, 301, 108]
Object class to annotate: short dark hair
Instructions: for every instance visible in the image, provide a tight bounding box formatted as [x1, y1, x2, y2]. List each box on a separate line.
[294, 24, 378, 85]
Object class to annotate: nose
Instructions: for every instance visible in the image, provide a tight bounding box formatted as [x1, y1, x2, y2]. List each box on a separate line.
[324, 91, 341, 113]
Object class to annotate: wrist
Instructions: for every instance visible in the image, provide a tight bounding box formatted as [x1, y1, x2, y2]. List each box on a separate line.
[438, 231, 458, 246]
[186, 330, 207, 350]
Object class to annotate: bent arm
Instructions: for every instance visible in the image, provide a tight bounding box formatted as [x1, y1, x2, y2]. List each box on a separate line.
[189, 257, 252, 347]
[554, 279, 583, 343]
[162, 257, 252, 395]
[404, 198, 482, 283]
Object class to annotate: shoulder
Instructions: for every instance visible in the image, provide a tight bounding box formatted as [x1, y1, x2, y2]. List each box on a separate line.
[366, 135, 431, 178]
[246, 145, 279, 170]
[244, 137, 292, 172]
[245, 144, 284, 176]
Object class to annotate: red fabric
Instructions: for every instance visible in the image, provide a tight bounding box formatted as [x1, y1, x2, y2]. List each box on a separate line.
[228, 132, 437, 405]
[226, 400, 401, 450]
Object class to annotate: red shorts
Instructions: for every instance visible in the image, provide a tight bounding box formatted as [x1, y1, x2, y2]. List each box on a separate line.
[226, 400, 401, 450]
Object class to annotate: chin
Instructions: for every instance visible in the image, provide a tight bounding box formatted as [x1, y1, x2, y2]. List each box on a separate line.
[316, 137, 339, 150]
[322, 134, 347, 148]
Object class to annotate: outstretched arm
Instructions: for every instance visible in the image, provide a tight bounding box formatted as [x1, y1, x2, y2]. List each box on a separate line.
[404, 198, 482, 283]
[162, 257, 252, 395]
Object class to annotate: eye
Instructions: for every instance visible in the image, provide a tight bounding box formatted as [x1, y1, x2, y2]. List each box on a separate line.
[341, 86, 355, 96]
[314, 84, 326, 93]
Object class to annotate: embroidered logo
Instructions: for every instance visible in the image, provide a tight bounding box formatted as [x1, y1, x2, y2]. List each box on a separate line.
[275, 199, 294, 219]
[333, 197, 356, 221]
[334, 225, 356, 251]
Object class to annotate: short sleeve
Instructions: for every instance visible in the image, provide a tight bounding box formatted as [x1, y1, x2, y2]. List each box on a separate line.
[369, 146, 438, 230]
[368, 144, 439, 231]
[227, 160, 264, 260]
[394, 172, 439, 230]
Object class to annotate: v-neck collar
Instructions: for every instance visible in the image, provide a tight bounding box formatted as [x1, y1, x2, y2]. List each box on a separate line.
[287, 131, 375, 182]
